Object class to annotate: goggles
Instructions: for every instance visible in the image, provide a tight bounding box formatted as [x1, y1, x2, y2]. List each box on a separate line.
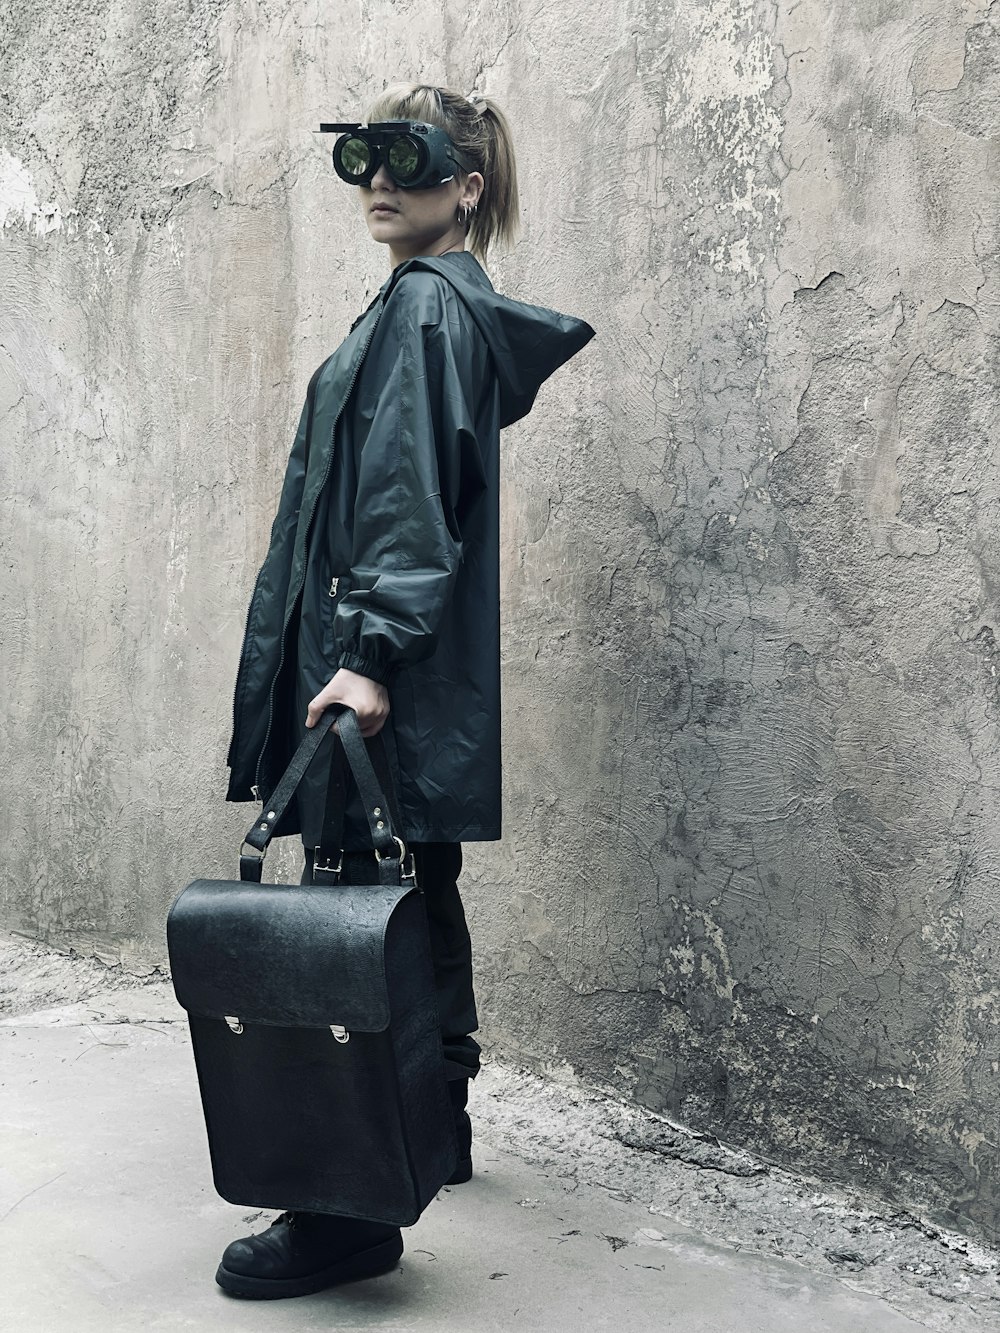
[319, 120, 475, 190]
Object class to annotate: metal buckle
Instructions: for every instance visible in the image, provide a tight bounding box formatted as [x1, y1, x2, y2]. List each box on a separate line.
[374, 834, 407, 864]
[224, 1016, 243, 1034]
[330, 1025, 350, 1044]
[240, 841, 267, 866]
[313, 847, 343, 877]
[374, 835, 417, 883]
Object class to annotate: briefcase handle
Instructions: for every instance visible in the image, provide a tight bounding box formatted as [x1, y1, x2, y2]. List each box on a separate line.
[309, 718, 409, 883]
[238, 706, 406, 884]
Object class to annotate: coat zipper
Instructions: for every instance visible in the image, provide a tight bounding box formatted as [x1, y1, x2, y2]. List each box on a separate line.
[253, 301, 386, 795]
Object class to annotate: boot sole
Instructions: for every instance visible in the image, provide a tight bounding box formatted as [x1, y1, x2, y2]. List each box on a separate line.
[215, 1233, 403, 1299]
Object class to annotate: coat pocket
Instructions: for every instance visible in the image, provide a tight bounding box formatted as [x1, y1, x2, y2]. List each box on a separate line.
[322, 573, 350, 663]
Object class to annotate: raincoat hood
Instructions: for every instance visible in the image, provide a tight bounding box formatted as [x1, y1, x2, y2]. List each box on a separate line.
[228, 246, 594, 844]
[380, 250, 595, 428]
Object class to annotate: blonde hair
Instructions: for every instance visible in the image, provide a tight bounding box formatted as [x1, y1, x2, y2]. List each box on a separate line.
[364, 82, 520, 266]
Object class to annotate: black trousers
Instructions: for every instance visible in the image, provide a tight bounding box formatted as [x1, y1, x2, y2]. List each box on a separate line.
[301, 841, 481, 1081]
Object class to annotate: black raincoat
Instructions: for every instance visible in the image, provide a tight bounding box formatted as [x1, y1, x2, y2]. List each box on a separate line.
[226, 249, 594, 848]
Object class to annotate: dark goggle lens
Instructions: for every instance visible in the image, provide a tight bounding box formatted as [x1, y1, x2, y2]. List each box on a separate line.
[339, 137, 372, 179]
[387, 136, 421, 181]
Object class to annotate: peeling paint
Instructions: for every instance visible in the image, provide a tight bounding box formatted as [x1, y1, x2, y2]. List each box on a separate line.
[664, 0, 783, 279]
[0, 151, 62, 233]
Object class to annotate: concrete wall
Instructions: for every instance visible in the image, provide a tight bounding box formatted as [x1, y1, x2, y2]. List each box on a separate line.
[2, 0, 998, 1240]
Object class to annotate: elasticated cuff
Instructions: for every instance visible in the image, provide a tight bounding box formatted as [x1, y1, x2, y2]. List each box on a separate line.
[336, 651, 396, 687]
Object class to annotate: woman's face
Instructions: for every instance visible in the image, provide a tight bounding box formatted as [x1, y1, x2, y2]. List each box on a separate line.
[360, 162, 483, 268]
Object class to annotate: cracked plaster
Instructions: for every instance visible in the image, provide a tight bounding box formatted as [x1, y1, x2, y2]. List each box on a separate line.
[1, 0, 999, 1245]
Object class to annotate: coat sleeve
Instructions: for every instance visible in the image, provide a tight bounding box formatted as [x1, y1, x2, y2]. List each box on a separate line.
[331, 277, 489, 686]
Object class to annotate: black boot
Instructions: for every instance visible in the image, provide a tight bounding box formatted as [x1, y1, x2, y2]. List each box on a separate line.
[446, 1077, 473, 1185]
[215, 1211, 403, 1299]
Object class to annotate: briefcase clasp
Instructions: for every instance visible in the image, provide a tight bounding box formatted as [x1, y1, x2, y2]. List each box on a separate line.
[223, 1016, 348, 1043]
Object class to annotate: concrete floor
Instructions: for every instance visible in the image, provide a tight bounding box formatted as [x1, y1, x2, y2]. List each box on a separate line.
[0, 985, 943, 1333]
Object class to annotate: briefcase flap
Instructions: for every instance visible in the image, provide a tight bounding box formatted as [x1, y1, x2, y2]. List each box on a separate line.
[167, 879, 418, 1032]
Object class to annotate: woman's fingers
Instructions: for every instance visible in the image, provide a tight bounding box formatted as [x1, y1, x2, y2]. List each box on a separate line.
[305, 668, 390, 734]
[305, 690, 333, 729]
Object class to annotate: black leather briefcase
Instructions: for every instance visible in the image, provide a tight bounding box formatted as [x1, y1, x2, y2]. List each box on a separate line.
[166, 706, 457, 1226]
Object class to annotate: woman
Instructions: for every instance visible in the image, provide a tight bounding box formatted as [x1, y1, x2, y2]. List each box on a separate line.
[220, 81, 594, 1299]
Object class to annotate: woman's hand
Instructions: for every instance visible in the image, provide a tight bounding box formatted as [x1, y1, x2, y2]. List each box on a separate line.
[306, 668, 390, 738]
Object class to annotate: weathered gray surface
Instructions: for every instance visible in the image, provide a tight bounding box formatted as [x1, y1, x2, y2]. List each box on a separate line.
[2, 0, 999, 1243]
[4, 934, 997, 1332]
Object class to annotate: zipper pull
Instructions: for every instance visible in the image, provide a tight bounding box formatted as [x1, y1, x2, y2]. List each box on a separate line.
[329, 577, 340, 598]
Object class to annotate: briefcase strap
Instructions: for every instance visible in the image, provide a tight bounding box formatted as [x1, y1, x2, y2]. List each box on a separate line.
[239, 707, 407, 885]
[310, 730, 411, 886]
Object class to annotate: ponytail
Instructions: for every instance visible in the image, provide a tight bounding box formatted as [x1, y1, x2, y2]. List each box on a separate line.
[364, 82, 521, 266]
